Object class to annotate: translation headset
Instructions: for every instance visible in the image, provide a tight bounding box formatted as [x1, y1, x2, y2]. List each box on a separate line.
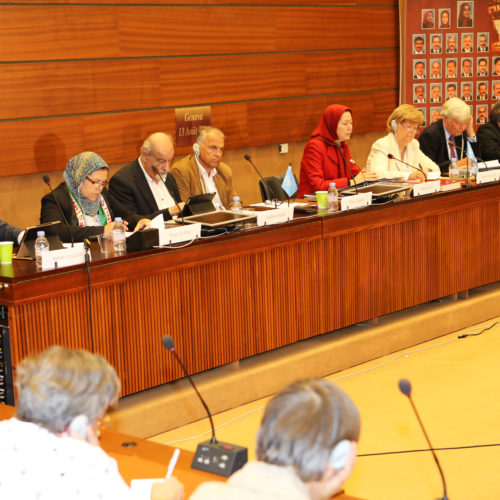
[193, 143, 200, 158]
[391, 119, 398, 133]
[68, 414, 89, 439]
[329, 439, 351, 471]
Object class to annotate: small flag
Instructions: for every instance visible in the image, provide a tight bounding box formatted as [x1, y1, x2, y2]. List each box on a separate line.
[281, 165, 298, 198]
[466, 141, 477, 166]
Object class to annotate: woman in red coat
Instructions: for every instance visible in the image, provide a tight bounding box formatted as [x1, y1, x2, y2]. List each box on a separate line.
[297, 104, 377, 197]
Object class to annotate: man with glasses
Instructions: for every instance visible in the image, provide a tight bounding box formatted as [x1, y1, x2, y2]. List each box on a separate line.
[110, 132, 183, 221]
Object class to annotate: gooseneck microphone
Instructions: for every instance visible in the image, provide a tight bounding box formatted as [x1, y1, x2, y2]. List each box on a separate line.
[398, 378, 449, 500]
[42, 174, 75, 247]
[334, 140, 359, 193]
[387, 154, 428, 181]
[151, 165, 184, 224]
[161, 335, 247, 476]
[244, 154, 279, 206]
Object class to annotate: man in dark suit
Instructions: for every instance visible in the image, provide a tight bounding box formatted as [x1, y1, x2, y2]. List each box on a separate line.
[418, 97, 480, 175]
[109, 132, 182, 221]
[0, 220, 23, 245]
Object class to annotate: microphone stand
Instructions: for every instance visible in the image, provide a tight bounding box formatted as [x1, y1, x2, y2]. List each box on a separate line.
[334, 140, 358, 193]
[447, 141, 485, 189]
[244, 154, 279, 208]
[387, 154, 427, 181]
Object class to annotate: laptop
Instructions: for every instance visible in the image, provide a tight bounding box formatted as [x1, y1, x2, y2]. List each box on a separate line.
[16, 221, 64, 259]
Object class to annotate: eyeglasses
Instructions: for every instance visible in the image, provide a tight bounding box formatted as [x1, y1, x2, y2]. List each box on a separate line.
[399, 122, 419, 133]
[149, 153, 171, 166]
[86, 177, 108, 188]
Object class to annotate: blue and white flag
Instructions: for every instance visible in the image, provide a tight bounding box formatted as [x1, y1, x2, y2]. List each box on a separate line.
[281, 166, 298, 198]
[466, 141, 477, 166]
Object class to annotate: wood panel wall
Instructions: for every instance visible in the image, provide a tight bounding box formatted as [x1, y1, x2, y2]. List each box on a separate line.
[0, 0, 399, 179]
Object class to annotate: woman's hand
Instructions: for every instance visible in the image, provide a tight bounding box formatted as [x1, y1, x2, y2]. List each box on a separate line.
[353, 171, 378, 185]
[134, 219, 151, 232]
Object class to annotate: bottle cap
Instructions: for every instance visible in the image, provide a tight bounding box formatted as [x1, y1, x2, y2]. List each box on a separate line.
[37, 231, 45, 237]
[114, 217, 123, 223]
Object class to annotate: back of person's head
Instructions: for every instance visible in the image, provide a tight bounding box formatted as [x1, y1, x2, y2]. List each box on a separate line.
[256, 379, 360, 482]
[489, 101, 500, 124]
[15, 345, 120, 433]
[441, 97, 471, 123]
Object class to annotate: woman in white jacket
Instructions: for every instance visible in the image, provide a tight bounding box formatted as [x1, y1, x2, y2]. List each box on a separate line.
[366, 104, 440, 180]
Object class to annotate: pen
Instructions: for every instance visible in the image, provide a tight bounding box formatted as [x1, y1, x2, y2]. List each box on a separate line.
[166, 448, 180, 478]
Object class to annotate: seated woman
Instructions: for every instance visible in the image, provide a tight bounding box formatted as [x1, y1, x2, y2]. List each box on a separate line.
[297, 104, 378, 197]
[41, 152, 149, 242]
[477, 101, 500, 161]
[366, 104, 440, 180]
[0, 346, 183, 500]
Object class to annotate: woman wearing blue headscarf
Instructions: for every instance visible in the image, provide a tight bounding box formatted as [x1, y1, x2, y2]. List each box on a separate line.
[41, 152, 149, 242]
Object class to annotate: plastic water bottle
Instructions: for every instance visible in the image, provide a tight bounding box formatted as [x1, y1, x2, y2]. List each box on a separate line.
[230, 196, 243, 211]
[34, 230, 49, 269]
[327, 182, 339, 213]
[112, 217, 126, 253]
[449, 161, 459, 178]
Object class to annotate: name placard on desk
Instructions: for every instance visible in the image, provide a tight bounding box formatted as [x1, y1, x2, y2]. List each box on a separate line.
[159, 223, 201, 245]
[256, 206, 294, 226]
[412, 180, 440, 197]
[40, 245, 86, 270]
[341, 192, 372, 211]
[476, 169, 500, 184]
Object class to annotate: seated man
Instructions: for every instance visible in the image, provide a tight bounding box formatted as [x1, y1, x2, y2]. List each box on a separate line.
[170, 126, 237, 209]
[190, 379, 360, 500]
[0, 219, 23, 245]
[109, 132, 182, 221]
[419, 97, 480, 175]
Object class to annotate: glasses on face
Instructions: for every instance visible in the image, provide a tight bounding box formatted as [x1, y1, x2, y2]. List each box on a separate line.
[150, 153, 171, 166]
[399, 122, 419, 133]
[86, 177, 108, 188]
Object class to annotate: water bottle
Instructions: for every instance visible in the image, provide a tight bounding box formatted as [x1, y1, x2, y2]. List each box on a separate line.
[34, 230, 49, 269]
[327, 182, 339, 213]
[112, 217, 126, 253]
[230, 196, 243, 211]
[449, 161, 459, 178]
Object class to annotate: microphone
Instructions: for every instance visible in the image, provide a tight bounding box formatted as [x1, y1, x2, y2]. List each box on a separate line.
[161, 335, 247, 476]
[151, 165, 184, 224]
[244, 154, 279, 206]
[334, 141, 358, 193]
[387, 154, 428, 181]
[42, 174, 75, 247]
[398, 378, 449, 500]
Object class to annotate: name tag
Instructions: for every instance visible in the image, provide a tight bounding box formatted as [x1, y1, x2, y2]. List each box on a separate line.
[412, 180, 440, 197]
[476, 169, 500, 184]
[341, 192, 372, 211]
[256, 206, 294, 226]
[41, 245, 87, 270]
[159, 223, 201, 245]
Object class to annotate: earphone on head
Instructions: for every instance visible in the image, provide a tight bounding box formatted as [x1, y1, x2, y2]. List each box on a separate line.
[391, 119, 398, 133]
[193, 143, 200, 158]
[68, 414, 89, 439]
[329, 439, 351, 471]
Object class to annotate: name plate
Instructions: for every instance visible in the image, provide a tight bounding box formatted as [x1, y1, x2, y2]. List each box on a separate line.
[159, 223, 201, 245]
[479, 160, 500, 170]
[476, 169, 500, 184]
[41, 245, 87, 270]
[256, 206, 294, 226]
[340, 192, 372, 211]
[412, 180, 440, 197]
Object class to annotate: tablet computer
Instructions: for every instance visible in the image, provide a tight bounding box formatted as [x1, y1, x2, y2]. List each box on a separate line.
[16, 221, 64, 259]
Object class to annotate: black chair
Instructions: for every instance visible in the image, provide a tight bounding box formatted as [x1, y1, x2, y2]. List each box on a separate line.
[258, 174, 298, 202]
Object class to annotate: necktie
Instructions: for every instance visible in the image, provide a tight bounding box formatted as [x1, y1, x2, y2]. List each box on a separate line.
[449, 136, 457, 160]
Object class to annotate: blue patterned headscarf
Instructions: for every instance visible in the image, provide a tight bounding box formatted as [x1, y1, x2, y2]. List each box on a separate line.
[63, 152, 109, 215]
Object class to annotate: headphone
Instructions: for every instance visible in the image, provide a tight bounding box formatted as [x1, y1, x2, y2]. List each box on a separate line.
[329, 439, 351, 471]
[68, 414, 89, 439]
[193, 143, 200, 158]
[391, 119, 398, 133]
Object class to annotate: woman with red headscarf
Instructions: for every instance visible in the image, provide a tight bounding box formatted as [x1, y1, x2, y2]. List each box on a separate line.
[422, 10, 434, 29]
[297, 104, 377, 197]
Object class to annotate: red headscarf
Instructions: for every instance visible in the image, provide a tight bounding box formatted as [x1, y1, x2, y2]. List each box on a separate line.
[310, 104, 351, 146]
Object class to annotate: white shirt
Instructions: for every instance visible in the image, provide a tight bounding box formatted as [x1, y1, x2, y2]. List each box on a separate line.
[138, 157, 175, 210]
[0, 418, 132, 500]
[196, 157, 223, 209]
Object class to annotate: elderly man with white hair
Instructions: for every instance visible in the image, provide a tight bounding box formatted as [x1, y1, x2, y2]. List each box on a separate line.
[418, 97, 480, 174]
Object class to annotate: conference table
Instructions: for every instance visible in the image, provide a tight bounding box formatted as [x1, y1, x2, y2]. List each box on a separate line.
[0, 182, 499, 402]
[0, 404, 362, 499]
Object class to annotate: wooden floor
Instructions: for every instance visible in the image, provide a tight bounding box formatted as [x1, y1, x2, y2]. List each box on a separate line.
[149, 316, 500, 500]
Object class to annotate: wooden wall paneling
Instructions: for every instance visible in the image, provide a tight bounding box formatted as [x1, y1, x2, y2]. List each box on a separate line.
[5, 1, 396, 6]
[0, 6, 397, 61]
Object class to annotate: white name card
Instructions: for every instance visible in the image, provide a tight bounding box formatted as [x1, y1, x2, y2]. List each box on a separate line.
[256, 205, 294, 226]
[41, 245, 87, 270]
[159, 223, 201, 245]
[340, 192, 372, 211]
[476, 169, 500, 184]
[479, 160, 500, 170]
[412, 180, 440, 197]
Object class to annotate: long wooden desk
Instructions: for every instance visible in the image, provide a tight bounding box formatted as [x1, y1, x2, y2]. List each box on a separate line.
[0, 404, 362, 499]
[0, 183, 499, 401]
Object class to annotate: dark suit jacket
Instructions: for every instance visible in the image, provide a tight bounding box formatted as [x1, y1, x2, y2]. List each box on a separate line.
[476, 122, 500, 161]
[40, 183, 143, 242]
[109, 160, 181, 221]
[0, 220, 22, 244]
[418, 119, 481, 174]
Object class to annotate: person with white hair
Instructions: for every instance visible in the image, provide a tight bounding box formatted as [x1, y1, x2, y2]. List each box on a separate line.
[418, 97, 480, 174]
[189, 379, 361, 500]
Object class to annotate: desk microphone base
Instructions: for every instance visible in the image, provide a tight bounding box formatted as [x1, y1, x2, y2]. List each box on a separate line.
[191, 440, 248, 477]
